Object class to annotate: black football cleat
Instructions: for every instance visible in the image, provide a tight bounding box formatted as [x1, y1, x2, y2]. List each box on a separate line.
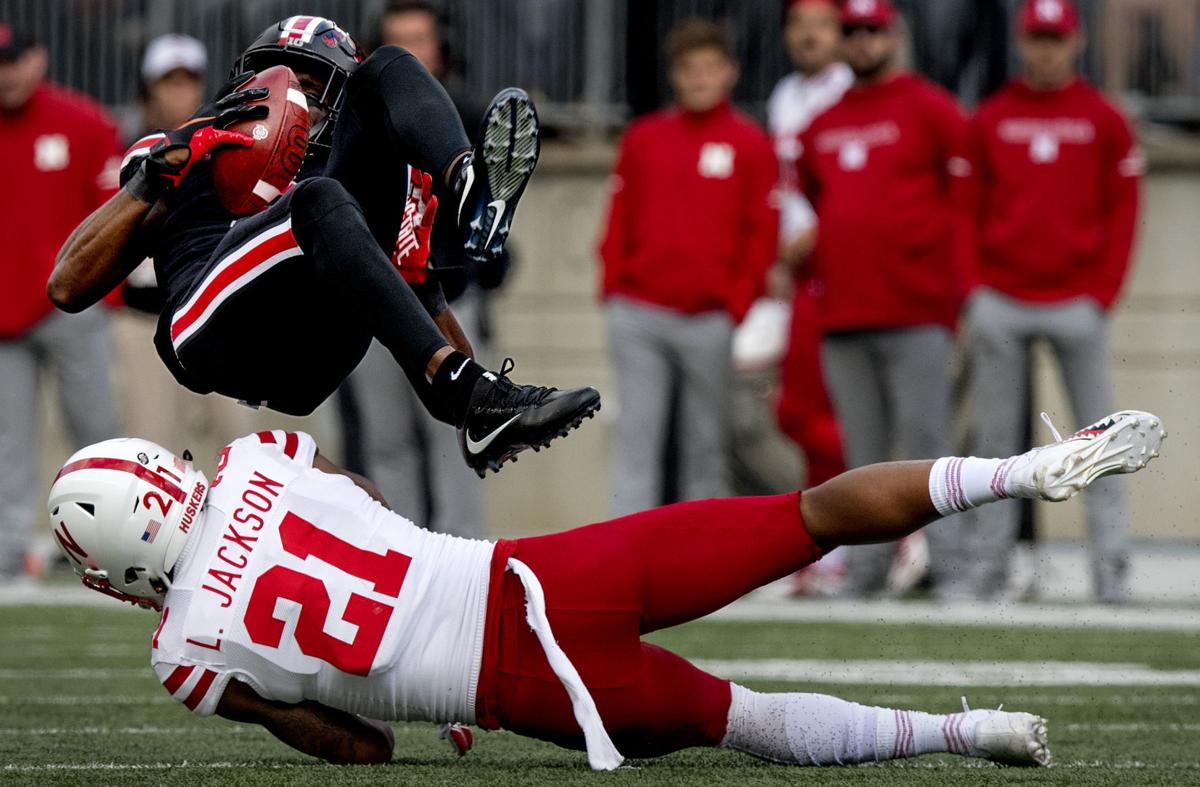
[459, 359, 600, 477]
[456, 87, 540, 262]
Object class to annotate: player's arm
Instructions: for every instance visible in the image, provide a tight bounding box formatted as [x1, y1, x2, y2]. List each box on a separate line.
[48, 189, 165, 312]
[216, 678, 394, 765]
[313, 451, 391, 510]
[49, 76, 269, 312]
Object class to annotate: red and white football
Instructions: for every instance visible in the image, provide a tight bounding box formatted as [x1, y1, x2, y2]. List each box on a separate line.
[212, 65, 309, 216]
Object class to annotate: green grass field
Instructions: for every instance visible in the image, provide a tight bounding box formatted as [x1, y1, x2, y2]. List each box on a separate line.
[2, 603, 1199, 786]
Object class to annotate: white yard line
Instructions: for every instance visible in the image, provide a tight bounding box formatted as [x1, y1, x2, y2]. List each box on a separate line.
[864, 693, 1200, 706]
[712, 596, 1200, 631]
[4, 659, 1200, 687]
[0, 668, 145, 679]
[0, 695, 173, 705]
[1, 762, 310, 773]
[692, 658, 1200, 686]
[1063, 723, 1200, 732]
[1, 693, 1197, 709]
[11, 586, 1200, 631]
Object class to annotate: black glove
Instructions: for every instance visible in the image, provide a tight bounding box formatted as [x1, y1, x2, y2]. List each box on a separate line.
[126, 72, 270, 202]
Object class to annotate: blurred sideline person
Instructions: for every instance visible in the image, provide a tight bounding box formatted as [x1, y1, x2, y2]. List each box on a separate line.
[796, 0, 975, 597]
[965, 0, 1143, 602]
[0, 24, 120, 584]
[599, 19, 778, 515]
[109, 34, 279, 466]
[769, 0, 850, 492]
[759, 0, 852, 595]
[1102, 0, 1197, 97]
[347, 0, 511, 537]
[55, 410, 1175, 766]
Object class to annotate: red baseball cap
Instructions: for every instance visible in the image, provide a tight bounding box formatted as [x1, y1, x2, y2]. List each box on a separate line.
[841, 0, 898, 28]
[1018, 0, 1081, 36]
[0, 23, 35, 62]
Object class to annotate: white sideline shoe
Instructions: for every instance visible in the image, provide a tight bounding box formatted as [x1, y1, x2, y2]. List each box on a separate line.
[971, 709, 1052, 767]
[1005, 410, 1165, 502]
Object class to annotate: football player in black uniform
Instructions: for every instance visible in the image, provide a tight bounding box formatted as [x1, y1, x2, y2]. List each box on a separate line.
[49, 16, 598, 477]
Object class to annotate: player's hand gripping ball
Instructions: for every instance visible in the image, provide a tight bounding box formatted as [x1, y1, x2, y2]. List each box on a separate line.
[123, 72, 271, 203]
[211, 65, 310, 216]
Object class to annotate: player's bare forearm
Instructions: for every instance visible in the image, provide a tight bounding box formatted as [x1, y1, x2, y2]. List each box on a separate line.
[48, 189, 159, 312]
[313, 452, 391, 509]
[216, 679, 394, 765]
[433, 306, 475, 359]
[800, 460, 938, 551]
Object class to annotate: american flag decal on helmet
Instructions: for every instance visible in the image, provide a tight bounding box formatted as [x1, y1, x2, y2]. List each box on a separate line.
[142, 519, 162, 544]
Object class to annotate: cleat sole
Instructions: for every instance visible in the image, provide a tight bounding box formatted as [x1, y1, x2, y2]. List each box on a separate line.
[475, 398, 600, 477]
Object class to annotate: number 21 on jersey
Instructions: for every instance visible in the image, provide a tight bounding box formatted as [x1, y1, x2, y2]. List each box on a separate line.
[243, 511, 412, 676]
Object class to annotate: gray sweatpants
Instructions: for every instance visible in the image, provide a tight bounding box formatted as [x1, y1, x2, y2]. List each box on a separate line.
[730, 368, 804, 496]
[963, 288, 1129, 601]
[348, 295, 484, 539]
[821, 326, 958, 596]
[607, 297, 733, 517]
[0, 307, 118, 577]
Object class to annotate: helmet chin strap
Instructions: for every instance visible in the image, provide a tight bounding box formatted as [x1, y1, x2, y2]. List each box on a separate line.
[80, 570, 162, 611]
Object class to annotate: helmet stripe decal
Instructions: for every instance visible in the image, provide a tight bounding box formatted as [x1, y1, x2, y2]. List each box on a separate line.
[279, 15, 322, 45]
[54, 457, 186, 503]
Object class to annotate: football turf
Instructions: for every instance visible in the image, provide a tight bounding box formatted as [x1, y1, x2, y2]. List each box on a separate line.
[2, 603, 1199, 786]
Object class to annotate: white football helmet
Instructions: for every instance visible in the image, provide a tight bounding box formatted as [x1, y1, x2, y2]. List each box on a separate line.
[46, 438, 209, 610]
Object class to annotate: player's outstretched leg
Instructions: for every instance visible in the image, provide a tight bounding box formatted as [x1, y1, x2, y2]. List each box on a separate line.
[499, 411, 1161, 769]
[291, 177, 600, 474]
[721, 687, 1051, 766]
[330, 47, 536, 265]
[801, 410, 1165, 551]
[454, 87, 540, 262]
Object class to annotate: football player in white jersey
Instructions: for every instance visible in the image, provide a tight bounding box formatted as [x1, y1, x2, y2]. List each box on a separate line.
[47, 410, 1164, 769]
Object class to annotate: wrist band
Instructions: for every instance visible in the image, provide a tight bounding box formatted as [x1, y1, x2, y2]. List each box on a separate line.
[124, 168, 162, 204]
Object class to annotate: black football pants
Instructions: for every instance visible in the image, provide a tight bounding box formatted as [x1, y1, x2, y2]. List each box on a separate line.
[158, 47, 473, 419]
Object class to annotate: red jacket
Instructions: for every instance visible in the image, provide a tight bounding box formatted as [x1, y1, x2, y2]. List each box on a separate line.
[798, 73, 975, 332]
[973, 78, 1142, 308]
[0, 82, 120, 338]
[598, 102, 779, 322]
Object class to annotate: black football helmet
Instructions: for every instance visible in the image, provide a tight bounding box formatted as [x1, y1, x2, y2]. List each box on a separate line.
[232, 16, 364, 155]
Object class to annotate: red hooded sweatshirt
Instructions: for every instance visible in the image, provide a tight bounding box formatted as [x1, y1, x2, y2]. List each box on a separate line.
[798, 73, 975, 333]
[598, 101, 779, 323]
[972, 78, 1142, 309]
[0, 82, 120, 338]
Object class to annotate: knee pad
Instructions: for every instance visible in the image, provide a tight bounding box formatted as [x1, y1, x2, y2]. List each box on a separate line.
[288, 177, 362, 252]
[291, 176, 354, 218]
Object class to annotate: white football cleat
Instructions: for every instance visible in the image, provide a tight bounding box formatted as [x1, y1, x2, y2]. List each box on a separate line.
[970, 709, 1052, 767]
[1005, 410, 1165, 502]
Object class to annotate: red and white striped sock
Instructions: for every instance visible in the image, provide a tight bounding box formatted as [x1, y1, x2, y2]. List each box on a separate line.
[877, 708, 980, 759]
[927, 456, 1013, 517]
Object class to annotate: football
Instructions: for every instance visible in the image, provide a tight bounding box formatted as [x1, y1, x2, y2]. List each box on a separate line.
[211, 65, 310, 216]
